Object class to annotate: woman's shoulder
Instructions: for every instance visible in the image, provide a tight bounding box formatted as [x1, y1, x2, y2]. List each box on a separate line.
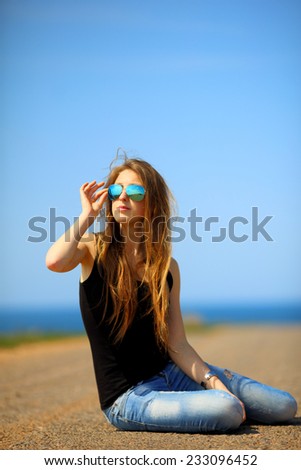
[81, 231, 104, 257]
[80, 232, 105, 283]
[79, 233, 94, 259]
[166, 257, 180, 291]
[169, 257, 180, 276]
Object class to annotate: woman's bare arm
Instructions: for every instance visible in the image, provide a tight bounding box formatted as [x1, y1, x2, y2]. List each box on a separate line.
[167, 257, 213, 384]
[167, 258, 246, 419]
[45, 181, 108, 272]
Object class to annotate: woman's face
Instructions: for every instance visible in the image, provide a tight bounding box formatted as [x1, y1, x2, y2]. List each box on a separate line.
[111, 169, 145, 224]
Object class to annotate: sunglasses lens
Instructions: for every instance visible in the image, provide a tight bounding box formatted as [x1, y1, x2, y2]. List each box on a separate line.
[126, 184, 145, 201]
[108, 184, 122, 200]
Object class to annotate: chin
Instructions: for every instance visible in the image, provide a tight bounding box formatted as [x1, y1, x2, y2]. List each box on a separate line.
[113, 213, 129, 224]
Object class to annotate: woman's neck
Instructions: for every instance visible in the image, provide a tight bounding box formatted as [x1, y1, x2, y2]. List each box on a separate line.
[124, 240, 141, 258]
[120, 222, 144, 246]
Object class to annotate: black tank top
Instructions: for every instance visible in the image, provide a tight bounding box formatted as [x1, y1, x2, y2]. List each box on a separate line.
[79, 260, 173, 410]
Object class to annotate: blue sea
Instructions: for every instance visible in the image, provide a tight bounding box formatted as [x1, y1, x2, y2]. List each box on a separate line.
[0, 302, 300, 334]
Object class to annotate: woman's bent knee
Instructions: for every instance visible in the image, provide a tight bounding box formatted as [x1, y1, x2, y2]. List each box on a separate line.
[246, 389, 298, 424]
[223, 396, 245, 431]
[268, 393, 297, 424]
[208, 393, 245, 432]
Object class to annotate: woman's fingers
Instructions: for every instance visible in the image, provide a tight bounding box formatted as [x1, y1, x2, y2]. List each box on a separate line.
[81, 181, 105, 198]
[79, 181, 108, 216]
[81, 180, 97, 190]
[241, 402, 246, 421]
[93, 188, 108, 201]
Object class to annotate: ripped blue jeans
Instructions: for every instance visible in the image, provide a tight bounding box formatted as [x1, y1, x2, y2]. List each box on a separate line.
[103, 361, 297, 433]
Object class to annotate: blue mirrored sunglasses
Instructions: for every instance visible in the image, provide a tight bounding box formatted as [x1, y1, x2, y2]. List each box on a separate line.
[108, 184, 146, 202]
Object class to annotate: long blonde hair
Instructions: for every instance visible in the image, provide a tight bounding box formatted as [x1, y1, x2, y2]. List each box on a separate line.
[96, 155, 174, 349]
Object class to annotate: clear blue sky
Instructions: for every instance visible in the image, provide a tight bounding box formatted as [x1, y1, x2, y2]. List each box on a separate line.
[1, 0, 301, 309]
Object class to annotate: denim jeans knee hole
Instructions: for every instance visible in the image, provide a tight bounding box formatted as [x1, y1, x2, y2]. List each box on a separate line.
[223, 369, 233, 379]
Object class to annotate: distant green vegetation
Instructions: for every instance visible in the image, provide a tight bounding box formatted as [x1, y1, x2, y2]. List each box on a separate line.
[0, 319, 216, 349]
[182, 314, 219, 334]
[183, 321, 216, 335]
[0, 332, 84, 348]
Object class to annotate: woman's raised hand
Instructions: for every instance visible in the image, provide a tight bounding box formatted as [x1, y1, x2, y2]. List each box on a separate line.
[80, 181, 108, 218]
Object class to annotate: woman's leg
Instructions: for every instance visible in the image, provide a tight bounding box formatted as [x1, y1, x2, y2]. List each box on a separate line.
[208, 364, 298, 424]
[103, 362, 244, 433]
[103, 362, 297, 433]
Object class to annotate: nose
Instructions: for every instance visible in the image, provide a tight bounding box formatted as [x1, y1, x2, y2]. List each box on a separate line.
[118, 188, 128, 200]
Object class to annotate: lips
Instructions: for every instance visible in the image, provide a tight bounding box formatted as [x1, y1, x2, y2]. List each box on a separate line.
[117, 205, 130, 211]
